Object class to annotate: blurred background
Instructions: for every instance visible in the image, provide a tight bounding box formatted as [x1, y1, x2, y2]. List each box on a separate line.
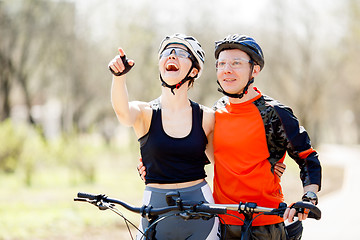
[0, 0, 359, 239]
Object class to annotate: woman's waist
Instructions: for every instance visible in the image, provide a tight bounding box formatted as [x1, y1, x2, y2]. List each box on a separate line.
[143, 163, 208, 185]
[146, 179, 205, 189]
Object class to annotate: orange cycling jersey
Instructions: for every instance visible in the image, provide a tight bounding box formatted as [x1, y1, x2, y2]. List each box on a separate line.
[213, 90, 321, 226]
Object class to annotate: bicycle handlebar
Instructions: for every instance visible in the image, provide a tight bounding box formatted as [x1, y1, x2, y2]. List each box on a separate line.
[199, 201, 321, 220]
[75, 192, 184, 217]
[74, 191, 321, 220]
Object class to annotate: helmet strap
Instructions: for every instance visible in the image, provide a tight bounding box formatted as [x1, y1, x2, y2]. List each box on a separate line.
[217, 62, 255, 99]
[160, 62, 195, 95]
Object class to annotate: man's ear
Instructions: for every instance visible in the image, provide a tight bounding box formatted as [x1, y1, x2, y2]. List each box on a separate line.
[252, 65, 261, 78]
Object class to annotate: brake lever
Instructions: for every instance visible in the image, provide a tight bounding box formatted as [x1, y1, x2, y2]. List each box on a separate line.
[74, 196, 111, 211]
[96, 200, 111, 211]
[74, 198, 98, 205]
[178, 211, 214, 221]
[74, 198, 88, 202]
[291, 201, 321, 220]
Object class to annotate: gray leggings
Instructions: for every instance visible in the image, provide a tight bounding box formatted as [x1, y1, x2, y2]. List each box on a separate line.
[137, 181, 220, 240]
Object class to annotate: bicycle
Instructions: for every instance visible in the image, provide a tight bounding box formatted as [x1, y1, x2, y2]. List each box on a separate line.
[74, 191, 321, 240]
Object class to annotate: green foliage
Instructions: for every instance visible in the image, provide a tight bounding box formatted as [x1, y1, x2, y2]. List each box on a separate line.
[0, 120, 50, 185]
[48, 133, 103, 185]
[20, 125, 47, 186]
[0, 119, 27, 173]
[0, 120, 114, 186]
[0, 150, 144, 239]
[0, 126, 143, 239]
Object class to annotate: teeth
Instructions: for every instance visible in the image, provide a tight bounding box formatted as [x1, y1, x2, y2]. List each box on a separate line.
[166, 63, 179, 71]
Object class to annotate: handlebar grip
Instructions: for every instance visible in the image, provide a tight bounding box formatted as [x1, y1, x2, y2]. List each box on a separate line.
[77, 192, 98, 200]
[293, 201, 321, 220]
[195, 204, 227, 214]
[308, 211, 321, 220]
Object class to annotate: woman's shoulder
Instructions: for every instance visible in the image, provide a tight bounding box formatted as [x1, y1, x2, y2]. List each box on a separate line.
[200, 105, 215, 132]
[128, 100, 152, 113]
[195, 102, 215, 118]
[190, 100, 214, 114]
[202, 105, 215, 115]
[130, 100, 153, 138]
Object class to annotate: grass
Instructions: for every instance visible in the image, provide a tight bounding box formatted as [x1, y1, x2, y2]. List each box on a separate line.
[0, 149, 145, 240]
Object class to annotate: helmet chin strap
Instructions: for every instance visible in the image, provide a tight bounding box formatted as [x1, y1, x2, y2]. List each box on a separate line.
[217, 63, 255, 99]
[217, 77, 254, 99]
[160, 62, 195, 95]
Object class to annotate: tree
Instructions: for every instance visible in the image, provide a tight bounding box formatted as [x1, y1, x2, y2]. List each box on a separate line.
[259, 0, 331, 146]
[337, 0, 360, 143]
[0, 0, 77, 125]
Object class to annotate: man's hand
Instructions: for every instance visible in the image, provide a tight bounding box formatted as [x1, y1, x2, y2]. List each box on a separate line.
[284, 189, 318, 223]
[137, 158, 146, 182]
[274, 162, 286, 178]
[283, 203, 310, 223]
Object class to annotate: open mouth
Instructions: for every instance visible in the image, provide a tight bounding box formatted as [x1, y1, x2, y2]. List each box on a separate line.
[166, 63, 179, 71]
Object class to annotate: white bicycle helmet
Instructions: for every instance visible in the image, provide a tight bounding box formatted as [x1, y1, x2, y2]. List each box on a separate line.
[158, 33, 205, 79]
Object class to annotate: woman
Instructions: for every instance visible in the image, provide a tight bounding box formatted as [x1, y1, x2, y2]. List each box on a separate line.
[108, 33, 219, 240]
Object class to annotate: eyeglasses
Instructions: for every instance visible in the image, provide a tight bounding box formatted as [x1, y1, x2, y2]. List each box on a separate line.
[215, 58, 253, 70]
[160, 48, 193, 60]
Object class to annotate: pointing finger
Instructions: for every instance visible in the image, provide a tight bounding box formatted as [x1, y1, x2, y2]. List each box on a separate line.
[118, 48, 125, 57]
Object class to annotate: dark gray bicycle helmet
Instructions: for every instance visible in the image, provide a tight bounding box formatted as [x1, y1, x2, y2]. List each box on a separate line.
[214, 34, 264, 99]
[215, 34, 264, 70]
[158, 33, 205, 94]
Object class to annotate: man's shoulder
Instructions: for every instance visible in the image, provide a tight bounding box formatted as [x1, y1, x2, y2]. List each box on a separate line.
[212, 96, 229, 111]
[252, 95, 299, 131]
[257, 95, 293, 115]
[258, 94, 280, 107]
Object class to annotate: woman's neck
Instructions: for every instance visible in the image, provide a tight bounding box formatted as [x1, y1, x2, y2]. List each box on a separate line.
[160, 86, 190, 110]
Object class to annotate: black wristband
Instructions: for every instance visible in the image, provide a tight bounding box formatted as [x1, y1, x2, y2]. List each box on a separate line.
[302, 191, 318, 205]
[109, 55, 134, 76]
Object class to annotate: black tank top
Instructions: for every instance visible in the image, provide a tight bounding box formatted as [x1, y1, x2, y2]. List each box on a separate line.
[139, 98, 210, 184]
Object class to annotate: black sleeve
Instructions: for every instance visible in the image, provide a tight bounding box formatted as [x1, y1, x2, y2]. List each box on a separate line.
[274, 105, 322, 191]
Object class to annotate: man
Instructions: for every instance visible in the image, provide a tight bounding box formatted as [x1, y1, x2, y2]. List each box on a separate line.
[212, 34, 321, 239]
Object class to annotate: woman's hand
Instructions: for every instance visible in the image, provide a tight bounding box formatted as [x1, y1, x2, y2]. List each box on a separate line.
[108, 48, 135, 76]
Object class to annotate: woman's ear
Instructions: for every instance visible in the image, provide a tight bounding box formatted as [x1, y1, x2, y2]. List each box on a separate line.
[190, 68, 199, 78]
